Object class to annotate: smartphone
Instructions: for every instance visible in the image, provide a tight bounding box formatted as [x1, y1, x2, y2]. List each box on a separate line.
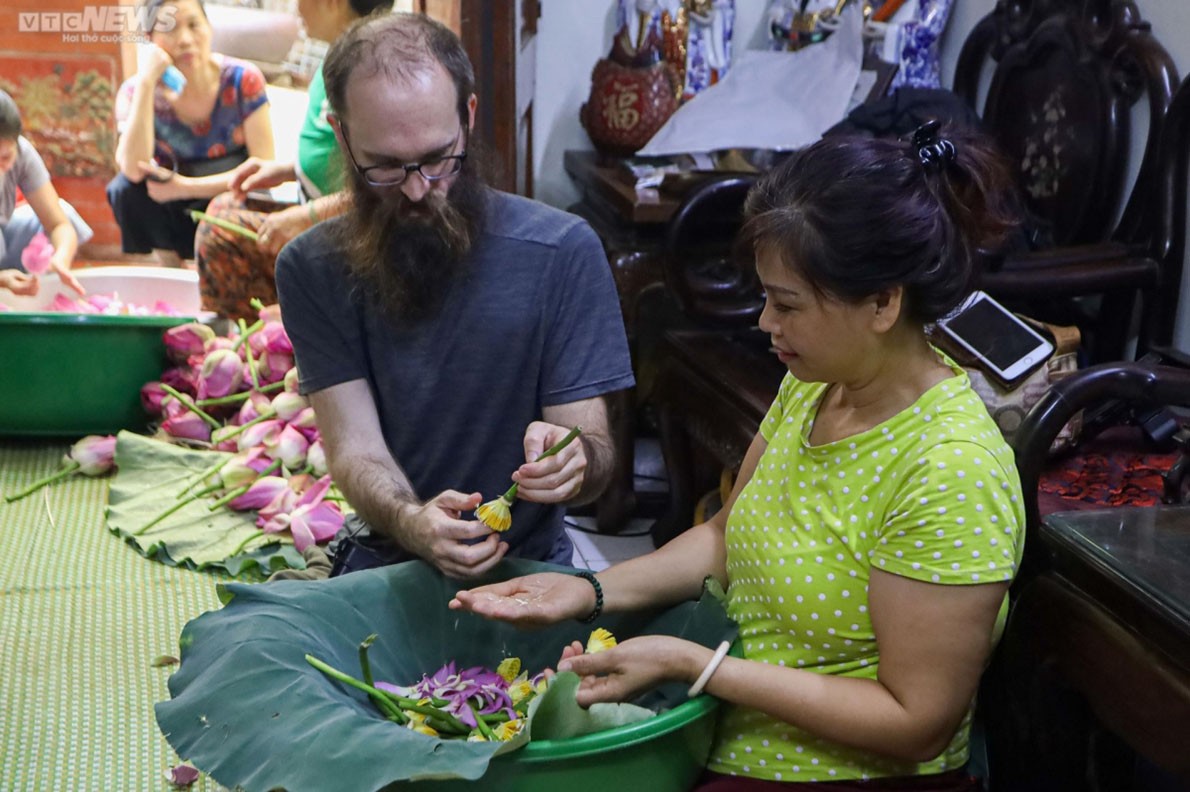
[161, 65, 187, 94]
[938, 290, 1054, 383]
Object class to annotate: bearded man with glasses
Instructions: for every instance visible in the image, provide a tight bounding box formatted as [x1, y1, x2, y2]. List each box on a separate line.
[274, 12, 634, 581]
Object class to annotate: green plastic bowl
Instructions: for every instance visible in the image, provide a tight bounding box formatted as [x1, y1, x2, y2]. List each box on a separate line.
[0, 312, 190, 436]
[402, 694, 720, 791]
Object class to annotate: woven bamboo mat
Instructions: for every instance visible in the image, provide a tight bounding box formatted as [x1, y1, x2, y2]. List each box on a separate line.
[1, 440, 232, 791]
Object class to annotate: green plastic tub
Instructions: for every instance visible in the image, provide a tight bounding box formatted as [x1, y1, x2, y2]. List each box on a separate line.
[0, 312, 189, 436]
[405, 694, 720, 791]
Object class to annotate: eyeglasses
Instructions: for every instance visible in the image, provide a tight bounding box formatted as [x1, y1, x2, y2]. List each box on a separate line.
[340, 123, 468, 187]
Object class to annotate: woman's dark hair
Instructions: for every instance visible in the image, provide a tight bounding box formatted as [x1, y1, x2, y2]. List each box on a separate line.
[741, 125, 1021, 323]
[323, 12, 474, 128]
[0, 90, 21, 140]
[348, 0, 394, 18]
[140, 0, 206, 34]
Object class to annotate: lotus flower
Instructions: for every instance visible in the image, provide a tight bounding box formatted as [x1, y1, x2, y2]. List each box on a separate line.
[236, 391, 272, 425]
[69, 434, 117, 475]
[260, 321, 293, 354]
[256, 484, 298, 526]
[258, 303, 283, 323]
[20, 231, 53, 275]
[141, 381, 168, 416]
[265, 424, 309, 470]
[221, 448, 272, 488]
[227, 475, 290, 511]
[260, 475, 343, 552]
[237, 419, 283, 452]
[164, 323, 216, 362]
[586, 627, 617, 654]
[161, 411, 212, 442]
[199, 348, 245, 400]
[270, 391, 308, 423]
[204, 336, 236, 355]
[160, 366, 198, 397]
[306, 440, 327, 477]
[284, 367, 300, 393]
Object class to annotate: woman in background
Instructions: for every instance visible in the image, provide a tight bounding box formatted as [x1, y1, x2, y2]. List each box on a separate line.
[0, 90, 89, 297]
[193, 0, 393, 320]
[107, 0, 274, 266]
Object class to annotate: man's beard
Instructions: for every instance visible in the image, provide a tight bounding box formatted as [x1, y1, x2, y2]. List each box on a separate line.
[332, 155, 488, 324]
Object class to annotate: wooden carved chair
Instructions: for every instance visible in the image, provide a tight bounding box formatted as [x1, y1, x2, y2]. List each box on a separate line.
[978, 360, 1190, 790]
[954, 0, 1180, 363]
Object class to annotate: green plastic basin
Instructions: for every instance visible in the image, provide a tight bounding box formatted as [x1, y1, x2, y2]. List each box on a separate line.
[0, 312, 190, 436]
[401, 694, 720, 791]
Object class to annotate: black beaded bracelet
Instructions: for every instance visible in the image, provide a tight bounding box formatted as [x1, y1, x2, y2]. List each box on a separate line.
[574, 570, 603, 623]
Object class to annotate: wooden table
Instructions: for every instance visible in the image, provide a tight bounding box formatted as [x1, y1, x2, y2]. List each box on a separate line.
[983, 506, 1190, 788]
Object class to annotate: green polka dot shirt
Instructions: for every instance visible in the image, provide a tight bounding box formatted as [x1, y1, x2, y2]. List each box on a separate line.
[707, 364, 1025, 783]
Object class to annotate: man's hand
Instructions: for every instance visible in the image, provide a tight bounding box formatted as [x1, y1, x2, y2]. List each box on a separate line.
[229, 158, 294, 197]
[398, 490, 509, 579]
[449, 572, 596, 626]
[257, 205, 312, 257]
[513, 421, 588, 504]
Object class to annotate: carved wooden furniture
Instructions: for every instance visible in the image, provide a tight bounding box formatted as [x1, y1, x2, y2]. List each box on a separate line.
[954, 0, 1180, 363]
[980, 362, 1190, 790]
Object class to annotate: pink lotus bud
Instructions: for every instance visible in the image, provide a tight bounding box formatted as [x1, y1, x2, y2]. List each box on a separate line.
[164, 323, 216, 362]
[258, 303, 283, 323]
[162, 395, 187, 419]
[204, 336, 236, 355]
[257, 485, 298, 527]
[141, 381, 167, 416]
[307, 440, 327, 477]
[50, 293, 83, 312]
[237, 419, 283, 453]
[286, 472, 315, 493]
[284, 367, 300, 393]
[160, 366, 197, 397]
[221, 448, 270, 488]
[290, 407, 317, 430]
[227, 475, 290, 511]
[260, 321, 293, 354]
[260, 351, 294, 383]
[288, 500, 344, 552]
[68, 434, 117, 476]
[161, 411, 212, 442]
[198, 349, 244, 400]
[232, 392, 270, 426]
[265, 424, 309, 470]
[21, 232, 54, 275]
[270, 391, 308, 423]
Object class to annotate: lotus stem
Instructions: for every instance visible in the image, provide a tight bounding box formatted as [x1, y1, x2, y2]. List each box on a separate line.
[189, 210, 258, 241]
[207, 460, 282, 511]
[133, 481, 220, 536]
[305, 654, 409, 724]
[215, 409, 277, 442]
[230, 318, 264, 353]
[160, 384, 221, 429]
[470, 703, 497, 740]
[358, 634, 377, 688]
[177, 456, 232, 499]
[238, 319, 262, 390]
[4, 460, 80, 503]
[195, 380, 284, 407]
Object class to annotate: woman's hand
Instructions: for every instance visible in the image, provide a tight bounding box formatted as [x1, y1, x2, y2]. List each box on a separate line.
[229, 158, 294, 196]
[48, 254, 85, 297]
[257, 205, 312, 257]
[138, 161, 194, 202]
[0, 269, 38, 296]
[557, 635, 703, 707]
[137, 44, 174, 88]
[449, 572, 596, 627]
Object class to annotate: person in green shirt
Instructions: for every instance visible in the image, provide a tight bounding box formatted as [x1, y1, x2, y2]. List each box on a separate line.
[452, 125, 1028, 790]
[194, 0, 393, 320]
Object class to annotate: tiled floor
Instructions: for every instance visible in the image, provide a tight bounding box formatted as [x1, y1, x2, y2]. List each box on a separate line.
[565, 516, 657, 571]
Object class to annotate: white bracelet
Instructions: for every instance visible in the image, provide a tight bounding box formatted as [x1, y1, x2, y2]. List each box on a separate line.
[687, 640, 732, 698]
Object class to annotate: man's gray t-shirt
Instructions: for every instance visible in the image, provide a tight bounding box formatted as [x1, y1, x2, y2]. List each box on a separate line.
[275, 190, 635, 564]
[1, 137, 51, 227]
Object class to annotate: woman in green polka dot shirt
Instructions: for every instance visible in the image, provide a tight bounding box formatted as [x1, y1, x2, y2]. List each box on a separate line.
[452, 125, 1026, 791]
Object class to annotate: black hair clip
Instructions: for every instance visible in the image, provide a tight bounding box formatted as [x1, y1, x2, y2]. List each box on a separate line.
[911, 119, 956, 170]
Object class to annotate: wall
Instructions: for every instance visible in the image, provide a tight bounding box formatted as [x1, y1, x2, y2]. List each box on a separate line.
[534, 0, 1190, 349]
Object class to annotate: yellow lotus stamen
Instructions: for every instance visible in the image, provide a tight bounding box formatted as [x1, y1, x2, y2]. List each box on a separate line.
[467, 732, 489, 742]
[474, 426, 583, 533]
[404, 711, 439, 737]
[508, 676, 534, 705]
[476, 494, 514, 532]
[496, 657, 521, 683]
[586, 627, 617, 654]
[493, 719, 524, 741]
